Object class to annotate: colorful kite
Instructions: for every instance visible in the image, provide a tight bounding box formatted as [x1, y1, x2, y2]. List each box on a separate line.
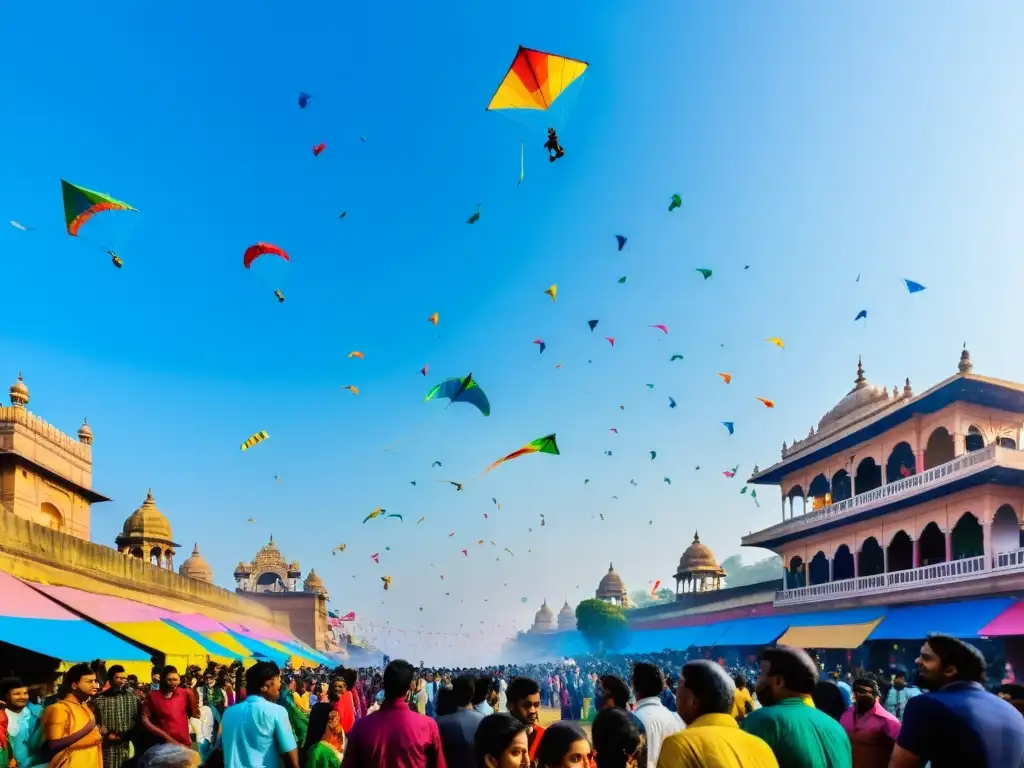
[757, 397, 775, 408]
[615, 235, 627, 251]
[419, 365, 429, 376]
[855, 310, 868, 321]
[618, 276, 627, 284]
[605, 337, 615, 347]
[534, 339, 546, 354]
[312, 143, 326, 156]
[61, 179, 137, 237]
[670, 354, 684, 361]
[609, 428, 618, 433]
[669, 194, 682, 212]
[668, 397, 676, 409]
[428, 312, 439, 326]
[717, 373, 732, 384]
[544, 284, 557, 302]
[765, 337, 784, 348]
[649, 580, 661, 598]
[650, 451, 657, 460]
[381, 575, 391, 590]
[588, 320, 599, 331]
[240, 431, 269, 451]
[425, 373, 491, 416]
[663, 477, 671, 484]
[696, 268, 713, 280]
[722, 421, 735, 435]
[341, 385, 359, 395]
[347, 351, 364, 359]
[371, 553, 380, 563]
[486, 47, 588, 111]
[650, 324, 668, 334]
[243, 243, 289, 269]
[483, 433, 560, 474]
[362, 508, 387, 523]
[904, 279, 926, 293]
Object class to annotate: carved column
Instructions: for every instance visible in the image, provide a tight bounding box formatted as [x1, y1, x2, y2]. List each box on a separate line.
[945, 532, 953, 562]
[853, 550, 860, 579]
[828, 557, 834, 582]
[912, 538, 919, 569]
[984, 522, 993, 569]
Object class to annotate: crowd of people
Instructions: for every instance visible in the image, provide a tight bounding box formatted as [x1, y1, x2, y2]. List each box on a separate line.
[2, 633, 1024, 766]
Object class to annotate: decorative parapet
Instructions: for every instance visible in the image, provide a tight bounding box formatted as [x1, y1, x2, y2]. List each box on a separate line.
[0, 406, 92, 461]
[0, 506, 281, 625]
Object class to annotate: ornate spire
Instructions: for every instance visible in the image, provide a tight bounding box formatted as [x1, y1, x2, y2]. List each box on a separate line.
[78, 418, 93, 445]
[9, 372, 29, 408]
[854, 356, 866, 388]
[958, 343, 973, 374]
[904, 377, 913, 397]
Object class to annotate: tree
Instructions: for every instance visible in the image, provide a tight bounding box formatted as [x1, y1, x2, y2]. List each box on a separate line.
[575, 599, 629, 654]
[719, 553, 783, 588]
[629, 588, 676, 609]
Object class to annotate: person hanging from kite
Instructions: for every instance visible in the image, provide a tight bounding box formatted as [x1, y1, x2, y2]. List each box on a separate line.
[544, 127, 565, 161]
[106, 250, 123, 269]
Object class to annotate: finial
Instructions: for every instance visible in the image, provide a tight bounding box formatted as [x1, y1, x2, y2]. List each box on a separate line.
[9, 372, 29, 408]
[693, 531, 700, 543]
[269, 534, 275, 544]
[958, 343, 973, 374]
[192, 543, 200, 555]
[608, 562, 614, 572]
[904, 377, 913, 397]
[77, 418, 94, 445]
[854, 356, 866, 387]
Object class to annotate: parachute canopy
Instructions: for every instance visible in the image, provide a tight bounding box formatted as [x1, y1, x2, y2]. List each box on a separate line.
[61, 179, 136, 237]
[487, 47, 588, 111]
[243, 243, 289, 269]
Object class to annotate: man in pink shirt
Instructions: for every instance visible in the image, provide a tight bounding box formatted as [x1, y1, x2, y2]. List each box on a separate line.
[839, 675, 900, 768]
[341, 659, 447, 768]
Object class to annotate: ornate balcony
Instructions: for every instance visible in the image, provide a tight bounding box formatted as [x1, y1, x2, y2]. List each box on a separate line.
[744, 444, 1024, 547]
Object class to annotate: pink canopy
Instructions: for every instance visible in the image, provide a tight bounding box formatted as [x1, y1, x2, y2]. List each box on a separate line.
[0, 574, 82, 620]
[31, 584, 176, 623]
[224, 620, 294, 643]
[979, 601, 1024, 636]
[170, 613, 232, 633]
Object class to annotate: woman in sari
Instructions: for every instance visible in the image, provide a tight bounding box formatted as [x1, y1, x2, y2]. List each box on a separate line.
[277, 680, 309, 747]
[304, 709, 344, 768]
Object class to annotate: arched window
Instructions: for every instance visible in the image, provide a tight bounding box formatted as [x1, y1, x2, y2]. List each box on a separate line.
[965, 426, 985, 453]
[924, 427, 954, 468]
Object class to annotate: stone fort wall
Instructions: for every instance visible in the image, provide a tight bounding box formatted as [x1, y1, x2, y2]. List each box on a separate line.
[0, 507, 291, 630]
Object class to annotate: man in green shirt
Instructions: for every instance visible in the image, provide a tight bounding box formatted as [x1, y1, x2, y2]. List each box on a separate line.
[742, 646, 852, 768]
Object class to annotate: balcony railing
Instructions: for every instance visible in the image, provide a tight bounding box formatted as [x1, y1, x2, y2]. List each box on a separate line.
[774, 552, 1005, 606]
[745, 444, 1006, 546]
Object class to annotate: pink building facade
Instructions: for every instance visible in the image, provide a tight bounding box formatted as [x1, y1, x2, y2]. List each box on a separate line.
[743, 348, 1024, 613]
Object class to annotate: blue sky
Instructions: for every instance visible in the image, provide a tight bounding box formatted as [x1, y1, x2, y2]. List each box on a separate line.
[3, 1, 1024, 663]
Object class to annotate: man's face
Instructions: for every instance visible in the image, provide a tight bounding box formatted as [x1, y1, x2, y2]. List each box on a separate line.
[262, 671, 282, 704]
[675, 674, 699, 725]
[754, 661, 778, 707]
[163, 672, 181, 692]
[109, 672, 127, 692]
[852, 684, 875, 712]
[330, 679, 346, 701]
[152, 672, 161, 686]
[510, 693, 541, 728]
[4, 686, 29, 711]
[72, 674, 100, 699]
[203, 674, 215, 688]
[915, 642, 949, 692]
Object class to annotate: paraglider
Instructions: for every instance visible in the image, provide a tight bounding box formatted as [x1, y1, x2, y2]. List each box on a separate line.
[107, 250, 123, 269]
[381, 576, 391, 590]
[544, 128, 565, 161]
[274, 290, 285, 303]
[240, 431, 269, 451]
[243, 242, 289, 269]
[425, 373, 491, 416]
[483, 433, 560, 475]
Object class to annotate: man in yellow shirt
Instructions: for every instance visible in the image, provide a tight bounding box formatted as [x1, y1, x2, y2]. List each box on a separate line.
[41, 663, 103, 768]
[731, 675, 754, 721]
[657, 660, 778, 768]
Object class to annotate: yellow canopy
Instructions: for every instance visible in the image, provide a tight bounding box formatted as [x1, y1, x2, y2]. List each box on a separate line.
[487, 47, 588, 111]
[776, 619, 882, 649]
[264, 639, 319, 669]
[108, 621, 236, 668]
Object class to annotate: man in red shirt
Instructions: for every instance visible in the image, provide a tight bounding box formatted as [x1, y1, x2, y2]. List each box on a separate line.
[341, 659, 446, 768]
[506, 677, 545, 762]
[140, 665, 195, 750]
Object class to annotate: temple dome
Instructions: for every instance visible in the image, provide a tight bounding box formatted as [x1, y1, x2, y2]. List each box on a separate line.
[121, 490, 174, 542]
[9, 373, 29, 407]
[596, 563, 627, 599]
[532, 600, 557, 632]
[557, 600, 576, 630]
[677, 532, 723, 574]
[817, 357, 890, 432]
[77, 418, 93, 445]
[179, 543, 213, 583]
[303, 568, 324, 591]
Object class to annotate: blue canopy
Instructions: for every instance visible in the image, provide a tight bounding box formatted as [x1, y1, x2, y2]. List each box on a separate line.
[869, 598, 1013, 640]
[162, 619, 245, 661]
[226, 630, 290, 665]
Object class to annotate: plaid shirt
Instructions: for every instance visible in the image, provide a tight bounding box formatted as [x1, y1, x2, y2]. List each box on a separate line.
[93, 688, 140, 768]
